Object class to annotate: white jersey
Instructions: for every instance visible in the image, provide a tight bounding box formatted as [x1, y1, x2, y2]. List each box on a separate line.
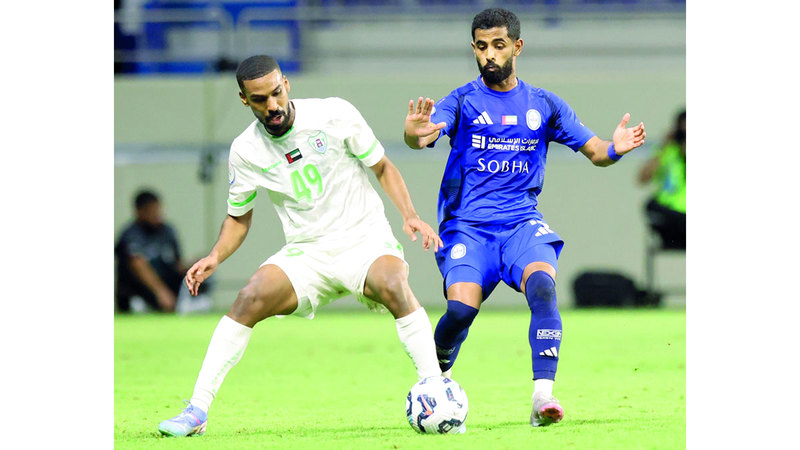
[226, 97, 389, 244]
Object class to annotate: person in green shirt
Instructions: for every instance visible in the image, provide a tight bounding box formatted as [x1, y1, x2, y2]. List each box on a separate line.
[637, 109, 686, 249]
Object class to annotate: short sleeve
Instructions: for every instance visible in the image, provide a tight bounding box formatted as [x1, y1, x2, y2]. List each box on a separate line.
[339, 98, 385, 167]
[427, 91, 460, 148]
[115, 226, 145, 259]
[546, 92, 596, 151]
[226, 142, 259, 216]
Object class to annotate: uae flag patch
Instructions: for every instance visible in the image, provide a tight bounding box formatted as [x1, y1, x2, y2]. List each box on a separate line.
[501, 115, 518, 125]
[285, 148, 303, 163]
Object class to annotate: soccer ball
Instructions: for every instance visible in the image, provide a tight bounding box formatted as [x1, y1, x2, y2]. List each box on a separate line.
[405, 376, 469, 434]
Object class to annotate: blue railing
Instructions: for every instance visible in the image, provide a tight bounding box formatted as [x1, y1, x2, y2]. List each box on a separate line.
[114, 0, 685, 74]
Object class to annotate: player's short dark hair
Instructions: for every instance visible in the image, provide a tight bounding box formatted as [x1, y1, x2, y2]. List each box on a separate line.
[236, 55, 281, 92]
[134, 190, 159, 210]
[472, 8, 521, 41]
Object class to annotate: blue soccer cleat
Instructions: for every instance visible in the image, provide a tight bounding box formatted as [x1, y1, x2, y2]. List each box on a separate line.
[158, 403, 208, 437]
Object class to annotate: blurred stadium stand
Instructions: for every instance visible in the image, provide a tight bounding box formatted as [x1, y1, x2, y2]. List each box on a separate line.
[115, 0, 685, 75]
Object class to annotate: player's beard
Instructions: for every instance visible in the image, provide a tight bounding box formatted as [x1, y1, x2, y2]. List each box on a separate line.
[263, 102, 294, 136]
[478, 58, 514, 85]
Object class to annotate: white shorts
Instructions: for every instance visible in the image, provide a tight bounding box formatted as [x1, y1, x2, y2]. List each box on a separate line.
[261, 224, 407, 319]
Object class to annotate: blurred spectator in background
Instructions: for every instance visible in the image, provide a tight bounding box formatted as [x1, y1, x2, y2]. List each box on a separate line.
[115, 189, 212, 313]
[637, 109, 686, 249]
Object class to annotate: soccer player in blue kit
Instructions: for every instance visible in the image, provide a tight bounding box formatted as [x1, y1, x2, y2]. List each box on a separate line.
[404, 8, 646, 427]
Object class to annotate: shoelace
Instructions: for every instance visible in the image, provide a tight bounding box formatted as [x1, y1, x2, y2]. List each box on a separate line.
[173, 400, 201, 425]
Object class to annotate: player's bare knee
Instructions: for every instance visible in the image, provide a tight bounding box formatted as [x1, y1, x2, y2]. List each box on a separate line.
[372, 272, 413, 312]
[383, 273, 409, 300]
[229, 284, 273, 326]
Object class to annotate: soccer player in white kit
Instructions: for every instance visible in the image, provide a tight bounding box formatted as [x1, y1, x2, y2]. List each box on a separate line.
[158, 55, 444, 437]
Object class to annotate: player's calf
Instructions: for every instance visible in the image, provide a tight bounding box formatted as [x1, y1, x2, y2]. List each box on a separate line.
[434, 300, 479, 373]
[525, 271, 562, 380]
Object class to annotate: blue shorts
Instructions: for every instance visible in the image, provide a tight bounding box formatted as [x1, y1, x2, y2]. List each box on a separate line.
[435, 218, 564, 301]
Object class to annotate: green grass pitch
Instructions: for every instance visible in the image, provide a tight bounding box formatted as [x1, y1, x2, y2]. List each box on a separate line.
[115, 307, 685, 449]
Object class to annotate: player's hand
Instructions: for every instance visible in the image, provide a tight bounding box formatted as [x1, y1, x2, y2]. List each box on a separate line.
[612, 113, 646, 155]
[185, 255, 219, 296]
[403, 216, 444, 253]
[405, 97, 446, 138]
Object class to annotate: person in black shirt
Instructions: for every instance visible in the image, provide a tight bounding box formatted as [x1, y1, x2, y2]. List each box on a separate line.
[115, 190, 185, 313]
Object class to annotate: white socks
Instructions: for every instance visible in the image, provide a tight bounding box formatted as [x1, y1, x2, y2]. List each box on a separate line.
[395, 307, 441, 379]
[188, 308, 439, 413]
[190, 315, 253, 413]
[534, 378, 554, 398]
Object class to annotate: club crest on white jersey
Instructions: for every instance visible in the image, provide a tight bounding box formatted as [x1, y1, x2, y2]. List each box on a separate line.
[308, 131, 328, 154]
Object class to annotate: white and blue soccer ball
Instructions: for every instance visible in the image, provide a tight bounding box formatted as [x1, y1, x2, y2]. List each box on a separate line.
[405, 376, 468, 434]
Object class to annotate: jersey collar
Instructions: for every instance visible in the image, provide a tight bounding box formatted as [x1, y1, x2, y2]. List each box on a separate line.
[475, 76, 523, 97]
[258, 101, 297, 142]
[259, 122, 295, 142]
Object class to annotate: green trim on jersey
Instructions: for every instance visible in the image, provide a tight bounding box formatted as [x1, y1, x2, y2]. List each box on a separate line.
[262, 161, 282, 173]
[267, 126, 295, 142]
[228, 191, 257, 207]
[354, 140, 378, 160]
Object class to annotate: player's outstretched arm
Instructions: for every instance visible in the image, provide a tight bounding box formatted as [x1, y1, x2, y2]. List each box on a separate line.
[370, 155, 443, 252]
[185, 210, 253, 296]
[404, 97, 446, 149]
[578, 113, 646, 167]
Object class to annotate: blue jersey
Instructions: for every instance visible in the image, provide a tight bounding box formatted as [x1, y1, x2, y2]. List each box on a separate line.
[429, 77, 596, 226]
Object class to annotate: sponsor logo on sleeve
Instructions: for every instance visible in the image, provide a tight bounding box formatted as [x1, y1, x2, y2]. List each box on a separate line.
[530, 219, 554, 237]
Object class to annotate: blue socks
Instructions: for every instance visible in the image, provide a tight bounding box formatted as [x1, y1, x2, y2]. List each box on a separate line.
[434, 271, 560, 379]
[526, 271, 562, 380]
[434, 300, 479, 373]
